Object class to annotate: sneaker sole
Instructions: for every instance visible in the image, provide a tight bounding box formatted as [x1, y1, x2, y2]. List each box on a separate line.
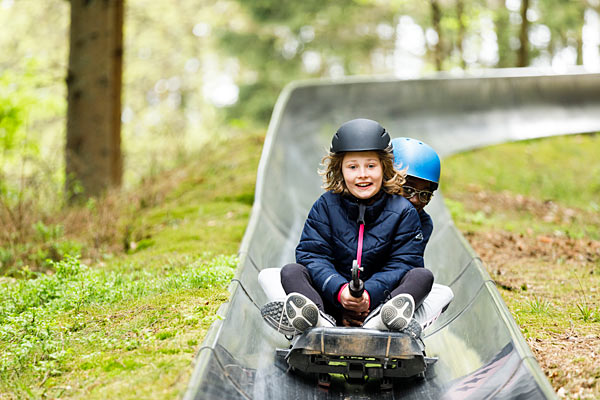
[381, 295, 414, 331]
[261, 301, 297, 335]
[404, 318, 423, 339]
[285, 294, 318, 332]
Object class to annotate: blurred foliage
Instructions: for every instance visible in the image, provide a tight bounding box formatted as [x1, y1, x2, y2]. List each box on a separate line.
[1, 0, 596, 187]
[539, 0, 587, 64]
[218, 0, 397, 120]
[1, 0, 598, 271]
[0, 62, 65, 189]
[219, 0, 597, 122]
[494, 3, 515, 67]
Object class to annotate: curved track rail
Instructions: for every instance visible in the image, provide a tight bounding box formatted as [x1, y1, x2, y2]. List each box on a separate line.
[185, 68, 600, 399]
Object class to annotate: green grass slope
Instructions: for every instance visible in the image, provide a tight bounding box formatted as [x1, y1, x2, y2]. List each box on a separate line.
[0, 131, 264, 399]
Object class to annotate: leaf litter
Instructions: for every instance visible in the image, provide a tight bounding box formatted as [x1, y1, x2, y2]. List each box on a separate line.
[450, 189, 600, 399]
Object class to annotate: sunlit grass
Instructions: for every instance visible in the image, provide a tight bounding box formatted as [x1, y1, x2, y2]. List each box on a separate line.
[0, 130, 264, 399]
[527, 296, 553, 315]
[442, 133, 600, 212]
[0, 255, 236, 397]
[442, 133, 600, 241]
[576, 303, 599, 322]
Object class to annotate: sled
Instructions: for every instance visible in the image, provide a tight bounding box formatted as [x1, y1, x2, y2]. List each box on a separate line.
[276, 326, 437, 388]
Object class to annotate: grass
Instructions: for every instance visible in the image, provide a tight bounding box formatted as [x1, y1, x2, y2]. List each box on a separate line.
[0, 130, 264, 399]
[443, 134, 600, 242]
[442, 133, 600, 212]
[442, 132, 600, 399]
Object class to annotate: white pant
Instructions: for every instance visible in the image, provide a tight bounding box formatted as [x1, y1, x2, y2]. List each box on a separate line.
[258, 267, 453, 331]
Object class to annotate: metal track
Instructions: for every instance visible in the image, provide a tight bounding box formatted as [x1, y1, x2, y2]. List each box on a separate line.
[185, 68, 600, 399]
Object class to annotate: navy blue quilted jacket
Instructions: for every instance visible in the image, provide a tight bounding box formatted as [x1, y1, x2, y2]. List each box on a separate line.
[419, 210, 433, 245]
[295, 191, 426, 309]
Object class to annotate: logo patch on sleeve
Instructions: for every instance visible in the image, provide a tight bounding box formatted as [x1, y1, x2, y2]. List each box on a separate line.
[415, 232, 424, 241]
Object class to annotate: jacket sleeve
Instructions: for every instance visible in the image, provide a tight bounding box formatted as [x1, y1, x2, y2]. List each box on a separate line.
[295, 197, 347, 306]
[420, 211, 434, 246]
[364, 205, 426, 307]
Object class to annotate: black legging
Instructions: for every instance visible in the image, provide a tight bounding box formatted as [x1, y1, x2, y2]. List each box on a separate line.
[280, 263, 433, 315]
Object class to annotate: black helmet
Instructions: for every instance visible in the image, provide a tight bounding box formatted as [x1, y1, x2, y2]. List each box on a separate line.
[330, 118, 390, 153]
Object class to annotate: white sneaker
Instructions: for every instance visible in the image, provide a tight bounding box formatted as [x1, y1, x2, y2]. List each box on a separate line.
[318, 311, 336, 328]
[284, 293, 334, 332]
[261, 301, 297, 335]
[362, 304, 385, 330]
[381, 293, 415, 331]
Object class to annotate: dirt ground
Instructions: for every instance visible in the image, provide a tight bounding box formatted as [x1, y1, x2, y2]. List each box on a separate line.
[451, 190, 600, 399]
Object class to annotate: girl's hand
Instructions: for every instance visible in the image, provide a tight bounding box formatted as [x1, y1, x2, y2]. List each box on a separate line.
[339, 285, 370, 313]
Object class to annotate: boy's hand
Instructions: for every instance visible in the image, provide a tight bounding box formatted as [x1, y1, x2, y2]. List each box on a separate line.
[339, 285, 370, 313]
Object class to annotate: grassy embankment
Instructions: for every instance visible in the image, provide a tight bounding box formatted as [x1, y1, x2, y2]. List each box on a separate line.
[442, 133, 600, 399]
[2, 131, 598, 399]
[0, 131, 263, 399]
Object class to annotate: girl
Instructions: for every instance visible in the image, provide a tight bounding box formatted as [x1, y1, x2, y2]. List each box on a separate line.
[262, 118, 434, 335]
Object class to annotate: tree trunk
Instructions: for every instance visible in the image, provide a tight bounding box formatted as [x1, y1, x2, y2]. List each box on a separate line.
[456, 0, 466, 69]
[517, 0, 529, 67]
[430, 0, 443, 71]
[493, 0, 513, 68]
[576, 6, 585, 65]
[576, 34, 583, 65]
[66, 0, 123, 202]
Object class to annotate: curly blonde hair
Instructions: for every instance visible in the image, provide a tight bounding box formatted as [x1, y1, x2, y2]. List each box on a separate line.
[319, 147, 406, 196]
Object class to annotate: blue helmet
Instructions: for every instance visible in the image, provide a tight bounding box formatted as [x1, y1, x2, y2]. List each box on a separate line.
[391, 137, 441, 190]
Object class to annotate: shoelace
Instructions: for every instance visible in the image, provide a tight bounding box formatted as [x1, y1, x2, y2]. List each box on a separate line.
[277, 302, 285, 333]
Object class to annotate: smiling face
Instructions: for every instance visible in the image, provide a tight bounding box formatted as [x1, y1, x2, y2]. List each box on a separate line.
[342, 151, 383, 200]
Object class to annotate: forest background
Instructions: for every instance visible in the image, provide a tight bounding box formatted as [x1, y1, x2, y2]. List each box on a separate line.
[1, 0, 599, 399]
